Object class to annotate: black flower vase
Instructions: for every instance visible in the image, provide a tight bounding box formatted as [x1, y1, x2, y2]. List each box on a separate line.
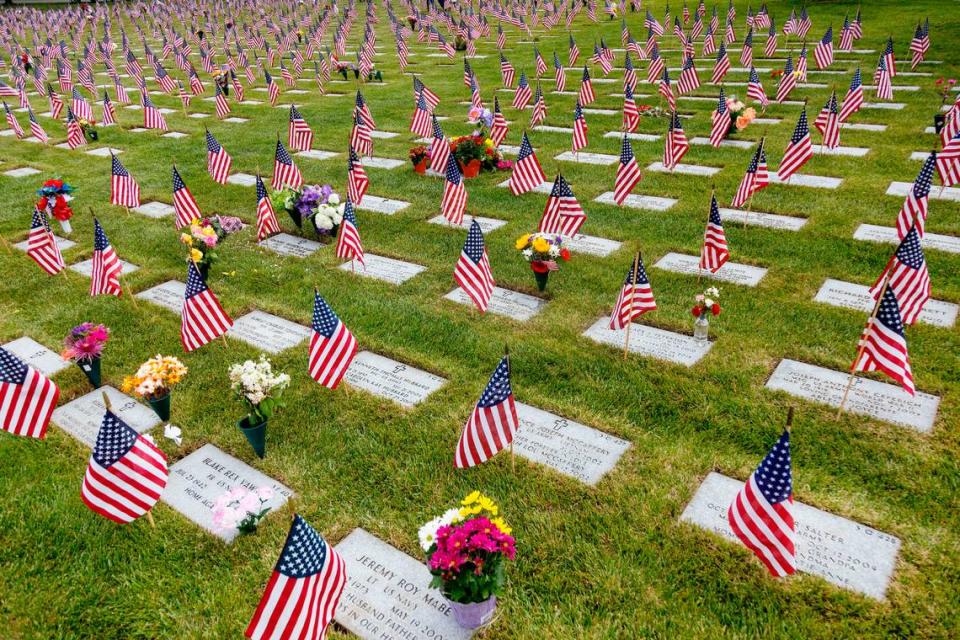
[198, 262, 210, 281]
[533, 270, 549, 292]
[238, 416, 267, 458]
[286, 208, 303, 229]
[88, 129, 99, 141]
[148, 393, 171, 422]
[934, 113, 946, 134]
[78, 357, 101, 388]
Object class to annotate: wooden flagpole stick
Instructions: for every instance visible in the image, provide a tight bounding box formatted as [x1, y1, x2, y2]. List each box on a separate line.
[784, 406, 794, 432]
[623, 251, 639, 360]
[836, 273, 892, 419]
[699, 186, 716, 282]
[743, 137, 764, 228]
[505, 343, 515, 472]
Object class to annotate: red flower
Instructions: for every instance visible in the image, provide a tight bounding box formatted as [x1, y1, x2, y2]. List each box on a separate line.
[530, 260, 550, 273]
[711, 303, 721, 316]
[559, 248, 571, 261]
[485, 147, 493, 155]
[691, 306, 702, 317]
[37, 196, 49, 211]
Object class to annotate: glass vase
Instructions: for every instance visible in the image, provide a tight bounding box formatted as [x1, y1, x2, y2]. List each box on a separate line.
[693, 314, 709, 341]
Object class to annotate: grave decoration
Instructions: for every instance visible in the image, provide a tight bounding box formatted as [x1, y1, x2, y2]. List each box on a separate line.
[121, 355, 188, 422]
[62, 323, 110, 388]
[443, 107, 506, 177]
[933, 77, 957, 131]
[36, 177, 75, 234]
[723, 96, 757, 137]
[78, 116, 98, 141]
[515, 232, 570, 291]
[270, 184, 345, 241]
[691, 287, 722, 341]
[229, 355, 290, 458]
[179, 216, 243, 281]
[409, 145, 429, 173]
[420, 491, 516, 629]
[211, 485, 274, 535]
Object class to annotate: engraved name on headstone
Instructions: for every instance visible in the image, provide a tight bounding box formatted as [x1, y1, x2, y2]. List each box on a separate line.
[52, 386, 161, 448]
[338, 254, 427, 285]
[259, 233, 322, 258]
[2, 337, 70, 376]
[443, 287, 547, 321]
[428, 215, 507, 234]
[344, 351, 446, 408]
[356, 195, 411, 215]
[136, 280, 185, 313]
[594, 191, 679, 211]
[228, 311, 310, 354]
[132, 201, 175, 218]
[653, 252, 768, 287]
[582, 317, 713, 366]
[852, 224, 960, 254]
[70, 258, 139, 277]
[814, 279, 957, 328]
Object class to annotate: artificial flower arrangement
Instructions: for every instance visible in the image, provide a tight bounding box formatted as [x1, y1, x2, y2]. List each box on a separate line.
[212, 486, 275, 535]
[437, 106, 505, 177]
[121, 355, 188, 422]
[270, 184, 345, 241]
[515, 232, 571, 292]
[179, 216, 242, 280]
[934, 78, 958, 132]
[409, 145, 429, 172]
[419, 491, 516, 629]
[36, 178, 75, 233]
[691, 286, 722, 341]
[722, 96, 756, 136]
[77, 117, 98, 141]
[229, 355, 290, 458]
[62, 323, 110, 388]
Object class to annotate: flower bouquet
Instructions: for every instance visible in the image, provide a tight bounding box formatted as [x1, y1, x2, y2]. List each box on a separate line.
[934, 78, 957, 132]
[420, 492, 516, 629]
[229, 355, 290, 458]
[78, 117, 98, 141]
[270, 185, 345, 241]
[409, 145, 429, 173]
[122, 355, 188, 422]
[180, 216, 242, 280]
[638, 103, 670, 119]
[36, 178, 75, 234]
[722, 97, 756, 137]
[212, 486, 274, 535]
[691, 286, 722, 341]
[62, 323, 110, 387]
[515, 232, 570, 292]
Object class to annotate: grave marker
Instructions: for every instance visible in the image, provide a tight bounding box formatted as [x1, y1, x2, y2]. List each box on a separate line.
[259, 232, 322, 258]
[339, 254, 426, 284]
[344, 351, 446, 408]
[583, 317, 713, 366]
[444, 287, 547, 321]
[52, 386, 161, 448]
[654, 253, 767, 287]
[2, 337, 70, 377]
[228, 311, 310, 354]
[136, 280, 186, 313]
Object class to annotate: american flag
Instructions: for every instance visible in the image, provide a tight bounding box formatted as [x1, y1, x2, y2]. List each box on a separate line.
[80, 408, 169, 524]
[308, 291, 357, 389]
[853, 287, 915, 395]
[725, 18, 737, 44]
[65, 107, 85, 148]
[814, 27, 834, 69]
[539, 174, 586, 236]
[775, 56, 797, 103]
[530, 84, 547, 127]
[746, 66, 768, 106]
[896, 152, 935, 239]
[48, 88, 64, 119]
[428, 115, 451, 173]
[413, 77, 440, 110]
[839, 67, 864, 123]
[410, 91, 432, 137]
[677, 56, 700, 95]
[646, 44, 665, 83]
[871, 226, 930, 327]
[0, 346, 59, 439]
[231, 71, 245, 102]
[765, 21, 779, 57]
[882, 37, 897, 77]
[286, 104, 313, 151]
[173, 166, 202, 229]
[572, 100, 588, 152]
[699, 194, 730, 272]
[664, 111, 690, 170]
[110, 153, 141, 208]
[454, 219, 495, 313]
[569, 33, 581, 66]
[710, 87, 732, 148]
[796, 44, 809, 81]
[909, 21, 929, 69]
[26, 208, 65, 275]
[71, 87, 93, 120]
[814, 92, 840, 149]
[622, 85, 640, 133]
[512, 72, 532, 110]
[623, 53, 638, 93]
[101, 91, 116, 126]
[441, 154, 468, 225]
[609, 253, 656, 329]
[936, 131, 960, 186]
[510, 132, 546, 195]
[796, 8, 813, 38]
[142, 92, 168, 130]
[2, 101, 23, 138]
[614, 135, 642, 204]
[839, 15, 854, 51]
[27, 106, 48, 143]
[731, 142, 769, 208]
[181, 261, 232, 352]
[347, 147, 369, 205]
[255, 174, 281, 241]
[692, 12, 704, 39]
[740, 28, 754, 67]
[490, 97, 509, 147]
[778, 109, 813, 181]
[500, 52, 516, 87]
[265, 69, 280, 106]
[554, 51, 566, 92]
[578, 66, 595, 105]
[189, 68, 205, 95]
[727, 430, 796, 577]
[711, 42, 730, 84]
[535, 47, 549, 77]
[852, 8, 863, 39]
[245, 514, 345, 640]
[454, 356, 519, 469]
[214, 83, 231, 119]
[206, 129, 233, 184]
[874, 56, 893, 101]
[703, 25, 718, 56]
[644, 9, 664, 36]
[350, 108, 374, 157]
[272, 139, 303, 191]
[90, 218, 122, 297]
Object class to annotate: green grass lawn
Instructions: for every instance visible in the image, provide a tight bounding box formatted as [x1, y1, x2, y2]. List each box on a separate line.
[1, 1, 959, 637]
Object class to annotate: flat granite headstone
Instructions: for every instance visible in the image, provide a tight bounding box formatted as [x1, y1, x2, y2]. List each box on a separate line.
[335, 528, 474, 640]
[428, 215, 507, 234]
[84, 146, 125, 157]
[338, 254, 426, 285]
[369, 130, 400, 139]
[259, 232, 322, 257]
[770, 173, 843, 189]
[718, 208, 807, 231]
[583, 317, 713, 366]
[863, 102, 906, 110]
[356, 195, 411, 215]
[555, 151, 619, 165]
[582, 108, 618, 115]
[13, 234, 75, 253]
[52, 386, 161, 448]
[228, 311, 310, 354]
[814, 279, 957, 328]
[681, 472, 900, 601]
[646, 162, 723, 176]
[226, 173, 257, 187]
[594, 191, 679, 211]
[690, 136, 754, 149]
[444, 287, 546, 321]
[70, 258, 139, 277]
[2, 337, 70, 376]
[344, 352, 445, 408]
[161, 131, 188, 139]
[514, 402, 630, 485]
[162, 444, 293, 544]
[363, 157, 405, 169]
[3, 167, 41, 178]
[812, 145, 870, 157]
[533, 125, 575, 134]
[765, 359, 939, 432]
[886, 181, 960, 202]
[562, 233, 622, 257]
[296, 150, 339, 161]
[189, 113, 210, 119]
[132, 201, 175, 218]
[603, 131, 662, 141]
[136, 280, 185, 313]
[223, 117, 248, 123]
[497, 178, 554, 194]
[654, 252, 767, 287]
[853, 224, 960, 254]
[839, 123, 886, 132]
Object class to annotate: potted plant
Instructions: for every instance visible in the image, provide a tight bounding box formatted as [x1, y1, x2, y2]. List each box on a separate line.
[36, 178, 75, 234]
[179, 216, 241, 281]
[691, 286, 722, 341]
[271, 185, 344, 241]
[229, 355, 290, 458]
[419, 492, 516, 629]
[122, 355, 188, 422]
[62, 323, 110, 387]
[722, 96, 756, 138]
[409, 145, 429, 173]
[515, 232, 570, 292]
[934, 78, 957, 132]
[212, 486, 274, 535]
[78, 117, 98, 141]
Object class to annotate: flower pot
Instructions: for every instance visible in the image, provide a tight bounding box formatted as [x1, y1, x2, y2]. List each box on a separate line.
[148, 392, 171, 422]
[447, 595, 497, 629]
[88, 130, 99, 141]
[197, 261, 210, 282]
[934, 113, 947, 134]
[59, 218, 72, 234]
[78, 357, 101, 388]
[286, 208, 303, 229]
[238, 416, 267, 459]
[414, 158, 427, 174]
[693, 314, 709, 341]
[725, 120, 738, 138]
[460, 159, 482, 178]
[533, 269, 549, 292]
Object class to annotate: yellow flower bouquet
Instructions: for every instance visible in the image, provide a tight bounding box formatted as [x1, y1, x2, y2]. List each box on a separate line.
[515, 232, 571, 292]
[122, 355, 188, 421]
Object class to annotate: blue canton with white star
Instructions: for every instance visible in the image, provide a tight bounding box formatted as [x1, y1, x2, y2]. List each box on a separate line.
[876, 287, 906, 336]
[0, 347, 28, 385]
[477, 357, 513, 408]
[896, 227, 925, 269]
[753, 430, 792, 504]
[463, 220, 486, 264]
[92, 410, 139, 467]
[312, 292, 341, 338]
[93, 219, 110, 251]
[276, 515, 329, 578]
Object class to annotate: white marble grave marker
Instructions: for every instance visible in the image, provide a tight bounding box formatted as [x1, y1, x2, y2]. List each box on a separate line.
[343, 352, 446, 408]
[654, 252, 767, 287]
[444, 287, 546, 321]
[718, 208, 807, 231]
[296, 150, 339, 161]
[226, 173, 257, 187]
[594, 191, 678, 211]
[428, 215, 506, 234]
[853, 224, 960, 254]
[814, 279, 957, 328]
[259, 233, 322, 258]
[356, 195, 411, 215]
[136, 280, 185, 313]
[338, 254, 426, 284]
[52, 386, 161, 448]
[770, 173, 843, 189]
[583, 317, 713, 366]
[132, 201, 175, 219]
[3, 167, 41, 178]
[14, 234, 74, 253]
[646, 162, 722, 176]
[2, 337, 70, 377]
[70, 258, 139, 277]
[228, 311, 310, 354]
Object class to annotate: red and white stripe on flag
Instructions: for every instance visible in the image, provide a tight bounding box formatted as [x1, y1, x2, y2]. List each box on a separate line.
[0, 347, 60, 439]
[454, 356, 519, 468]
[308, 291, 357, 390]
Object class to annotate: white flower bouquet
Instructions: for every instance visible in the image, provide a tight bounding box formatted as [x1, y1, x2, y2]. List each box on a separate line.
[228, 355, 291, 425]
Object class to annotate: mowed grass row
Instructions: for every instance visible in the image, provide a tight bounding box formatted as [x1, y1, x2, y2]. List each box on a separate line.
[0, 1, 958, 637]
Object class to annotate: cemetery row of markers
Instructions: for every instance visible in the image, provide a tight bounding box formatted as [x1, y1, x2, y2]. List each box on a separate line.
[0, 0, 953, 636]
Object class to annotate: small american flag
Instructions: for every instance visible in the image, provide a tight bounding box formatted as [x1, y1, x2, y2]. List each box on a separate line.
[173, 166, 201, 229]
[512, 72, 532, 110]
[569, 33, 581, 66]
[572, 100, 588, 152]
[71, 87, 93, 120]
[410, 91, 432, 137]
[896, 152, 935, 239]
[740, 28, 754, 67]
[413, 76, 440, 110]
[727, 430, 796, 577]
[181, 261, 232, 352]
[623, 53, 638, 93]
[699, 194, 730, 272]
[746, 66, 768, 106]
[765, 21, 779, 57]
[255, 175, 281, 242]
[206, 130, 233, 184]
[853, 287, 915, 395]
[539, 174, 586, 236]
[622, 84, 640, 133]
[454, 356, 519, 469]
[141, 92, 167, 131]
[3, 101, 23, 138]
[271, 139, 303, 191]
[646, 44, 665, 83]
[0, 346, 59, 439]
[27, 106, 48, 143]
[81, 409, 168, 524]
[610, 253, 656, 329]
[347, 147, 369, 205]
[535, 47, 549, 77]
[882, 37, 897, 77]
[614, 135, 642, 204]
[777, 108, 813, 181]
[578, 66, 595, 105]
[677, 55, 700, 94]
[429, 115, 451, 173]
[840, 15, 854, 51]
[335, 197, 365, 268]
[870, 226, 930, 326]
[264, 69, 280, 106]
[308, 291, 358, 389]
[27, 208, 65, 275]
[936, 131, 960, 186]
[796, 45, 809, 81]
[101, 92, 116, 126]
[214, 83, 231, 119]
[530, 84, 547, 127]
[711, 42, 730, 84]
[510, 132, 546, 195]
[710, 87, 732, 147]
[814, 26, 834, 69]
[874, 56, 893, 101]
[731, 142, 769, 208]
[90, 218, 122, 297]
[775, 56, 797, 104]
[839, 67, 864, 123]
[355, 91, 376, 129]
[450, 216, 498, 316]
[65, 107, 85, 148]
[350, 109, 374, 157]
[110, 153, 141, 208]
[48, 87, 64, 119]
[554, 51, 566, 92]
[287, 104, 313, 151]
[814, 91, 841, 150]
[500, 52, 516, 87]
[441, 154, 468, 225]
[664, 111, 690, 170]
[490, 97, 509, 147]
[245, 514, 346, 640]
